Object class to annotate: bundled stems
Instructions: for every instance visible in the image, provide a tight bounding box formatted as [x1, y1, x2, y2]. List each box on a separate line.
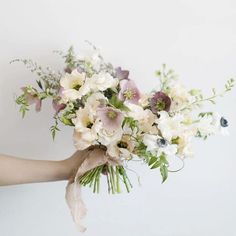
[79, 164, 132, 194]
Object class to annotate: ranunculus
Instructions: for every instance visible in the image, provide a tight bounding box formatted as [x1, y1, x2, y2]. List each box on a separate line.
[150, 91, 171, 114]
[118, 79, 141, 104]
[86, 72, 118, 92]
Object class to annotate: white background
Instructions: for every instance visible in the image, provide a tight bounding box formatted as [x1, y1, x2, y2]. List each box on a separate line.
[0, 0, 236, 235]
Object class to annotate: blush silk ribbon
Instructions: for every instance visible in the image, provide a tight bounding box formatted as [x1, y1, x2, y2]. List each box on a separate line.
[65, 148, 120, 232]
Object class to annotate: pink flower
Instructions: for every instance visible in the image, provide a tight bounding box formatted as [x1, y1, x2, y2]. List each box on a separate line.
[118, 79, 141, 104]
[52, 100, 66, 115]
[115, 67, 129, 80]
[150, 91, 171, 114]
[97, 107, 124, 131]
[21, 87, 42, 112]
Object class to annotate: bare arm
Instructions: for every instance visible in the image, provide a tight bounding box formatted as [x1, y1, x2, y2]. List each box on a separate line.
[0, 150, 89, 186]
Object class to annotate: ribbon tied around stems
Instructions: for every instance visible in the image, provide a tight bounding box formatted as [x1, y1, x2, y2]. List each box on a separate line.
[65, 146, 121, 232]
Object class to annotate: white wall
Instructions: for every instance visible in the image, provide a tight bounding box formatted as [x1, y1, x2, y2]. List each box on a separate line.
[0, 0, 236, 235]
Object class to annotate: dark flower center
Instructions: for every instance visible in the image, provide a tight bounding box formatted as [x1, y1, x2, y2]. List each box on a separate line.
[155, 99, 166, 111]
[220, 117, 228, 127]
[156, 138, 167, 147]
[117, 141, 128, 148]
[73, 84, 81, 90]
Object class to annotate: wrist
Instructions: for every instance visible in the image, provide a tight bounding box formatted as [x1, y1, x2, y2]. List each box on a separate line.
[56, 160, 71, 181]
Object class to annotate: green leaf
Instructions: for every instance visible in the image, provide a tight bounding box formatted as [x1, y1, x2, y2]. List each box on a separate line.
[160, 164, 168, 183]
[150, 161, 161, 169]
[122, 117, 138, 131]
[109, 95, 130, 112]
[50, 118, 60, 140]
[148, 156, 157, 166]
[36, 80, 43, 90]
[60, 116, 74, 126]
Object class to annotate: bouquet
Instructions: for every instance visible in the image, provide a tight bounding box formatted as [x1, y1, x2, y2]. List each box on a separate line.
[13, 44, 234, 231]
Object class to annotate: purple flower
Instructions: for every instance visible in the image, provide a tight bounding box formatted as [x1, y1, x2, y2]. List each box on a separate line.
[118, 79, 141, 104]
[115, 67, 129, 80]
[52, 100, 66, 115]
[150, 91, 171, 114]
[97, 107, 124, 131]
[21, 87, 42, 112]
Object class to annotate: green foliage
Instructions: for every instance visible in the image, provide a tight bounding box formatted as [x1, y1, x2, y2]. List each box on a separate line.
[122, 117, 138, 131]
[109, 95, 130, 112]
[50, 118, 60, 140]
[155, 64, 177, 92]
[135, 141, 169, 183]
[79, 164, 132, 194]
[11, 59, 61, 95]
[15, 94, 29, 118]
[225, 78, 235, 92]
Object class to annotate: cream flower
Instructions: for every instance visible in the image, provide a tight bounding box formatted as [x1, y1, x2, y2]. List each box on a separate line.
[85, 92, 107, 117]
[93, 119, 123, 146]
[86, 72, 118, 92]
[60, 69, 85, 89]
[60, 69, 87, 101]
[176, 134, 194, 158]
[72, 107, 94, 132]
[73, 129, 97, 150]
[125, 103, 156, 133]
[167, 82, 194, 112]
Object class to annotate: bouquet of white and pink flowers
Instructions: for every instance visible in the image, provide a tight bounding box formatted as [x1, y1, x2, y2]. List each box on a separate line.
[13, 44, 234, 231]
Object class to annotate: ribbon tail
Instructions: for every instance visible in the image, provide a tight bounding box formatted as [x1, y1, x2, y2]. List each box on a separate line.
[65, 181, 87, 232]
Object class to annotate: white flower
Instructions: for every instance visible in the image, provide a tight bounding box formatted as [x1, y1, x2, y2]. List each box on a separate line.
[86, 72, 118, 92]
[157, 111, 185, 142]
[143, 134, 177, 157]
[196, 113, 229, 137]
[60, 69, 87, 101]
[61, 89, 81, 101]
[93, 119, 123, 146]
[72, 107, 94, 132]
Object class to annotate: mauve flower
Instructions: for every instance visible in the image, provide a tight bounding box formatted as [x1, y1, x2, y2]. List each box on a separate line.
[97, 107, 124, 131]
[150, 91, 171, 114]
[52, 100, 66, 115]
[21, 87, 42, 112]
[118, 79, 141, 104]
[115, 67, 129, 80]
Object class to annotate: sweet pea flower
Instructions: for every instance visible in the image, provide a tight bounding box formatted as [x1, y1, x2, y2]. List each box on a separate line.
[118, 79, 141, 104]
[150, 91, 171, 114]
[97, 107, 124, 131]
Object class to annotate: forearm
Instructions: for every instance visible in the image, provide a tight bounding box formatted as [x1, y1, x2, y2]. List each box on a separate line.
[0, 154, 69, 186]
